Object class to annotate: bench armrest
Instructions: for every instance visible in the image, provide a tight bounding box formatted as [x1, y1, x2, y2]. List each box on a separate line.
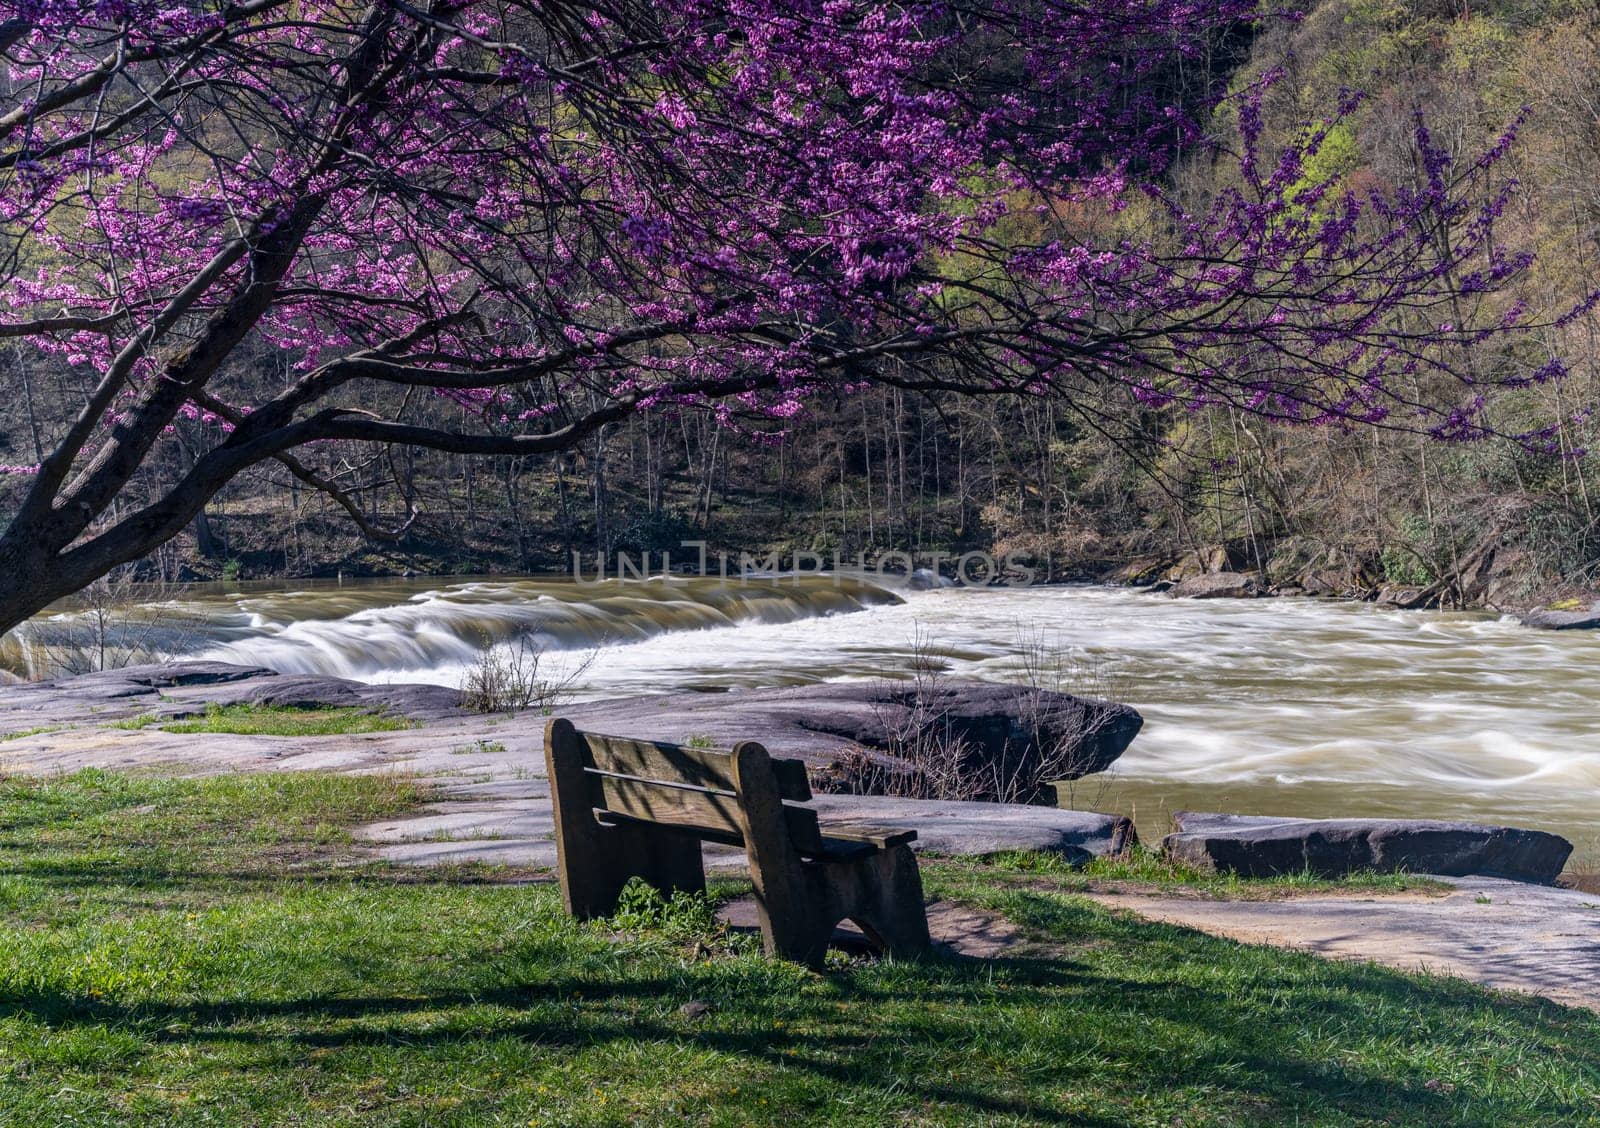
[820, 823, 918, 850]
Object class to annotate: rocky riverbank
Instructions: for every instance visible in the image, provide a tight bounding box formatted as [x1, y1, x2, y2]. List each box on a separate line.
[1103, 537, 1600, 627]
[0, 662, 1143, 863]
[0, 662, 1577, 882]
[2, 660, 1593, 1011]
[0, 658, 1593, 1020]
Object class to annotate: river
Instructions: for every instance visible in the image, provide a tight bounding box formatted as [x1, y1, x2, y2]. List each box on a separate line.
[6, 574, 1596, 865]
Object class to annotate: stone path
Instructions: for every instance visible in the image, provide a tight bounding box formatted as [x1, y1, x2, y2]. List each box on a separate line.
[1086, 878, 1600, 1011]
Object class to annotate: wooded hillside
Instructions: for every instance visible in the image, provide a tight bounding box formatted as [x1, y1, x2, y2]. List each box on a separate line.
[4, 0, 1596, 609]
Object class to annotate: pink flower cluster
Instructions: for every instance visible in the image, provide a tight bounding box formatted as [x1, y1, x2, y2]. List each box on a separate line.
[0, 0, 1577, 463]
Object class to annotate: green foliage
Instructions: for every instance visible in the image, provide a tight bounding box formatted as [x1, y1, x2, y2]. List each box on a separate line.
[1376, 514, 1438, 587]
[0, 726, 60, 742]
[607, 878, 740, 950]
[1381, 544, 1435, 586]
[1286, 120, 1361, 221]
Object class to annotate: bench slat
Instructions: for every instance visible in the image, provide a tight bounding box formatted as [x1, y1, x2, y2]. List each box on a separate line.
[587, 773, 744, 837]
[585, 772, 824, 853]
[809, 836, 881, 863]
[578, 732, 811, 800]
[596, 810, 745, 849]
[818, 823, 918, 850]
[595, 796, 825, 851]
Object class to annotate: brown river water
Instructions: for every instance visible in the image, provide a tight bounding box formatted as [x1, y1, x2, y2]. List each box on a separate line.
[6, 574, 1596, 865]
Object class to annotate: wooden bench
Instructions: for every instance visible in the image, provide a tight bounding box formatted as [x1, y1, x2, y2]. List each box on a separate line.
[544, 717, 930, 967]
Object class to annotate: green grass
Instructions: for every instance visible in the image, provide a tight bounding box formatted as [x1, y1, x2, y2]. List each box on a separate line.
[974, 847, 1451, 899]
[111, 702, 413, 736]
[0, 771, 1595, 1126]
[0, 725, 60, 743]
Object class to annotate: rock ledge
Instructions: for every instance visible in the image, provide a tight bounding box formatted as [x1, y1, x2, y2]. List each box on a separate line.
[1162, 811, 1572, 884]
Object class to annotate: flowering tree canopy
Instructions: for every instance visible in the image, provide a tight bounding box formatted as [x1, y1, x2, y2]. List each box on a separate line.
[0, 0, 1567, 629]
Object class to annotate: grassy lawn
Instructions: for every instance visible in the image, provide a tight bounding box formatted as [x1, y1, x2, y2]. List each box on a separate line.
[0, 771, 1594, 1126]
[971, 847, 1452, 899]
[111, 702, 414, 736]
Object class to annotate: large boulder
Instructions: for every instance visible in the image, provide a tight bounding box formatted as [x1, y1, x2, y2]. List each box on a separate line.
[1167, 572, 1261, 600]
[565, 680, 1142, 798]
[1162, 811, 1572, 885]
[206, 673, 464, 721]
[1516, 605, 1600, 631]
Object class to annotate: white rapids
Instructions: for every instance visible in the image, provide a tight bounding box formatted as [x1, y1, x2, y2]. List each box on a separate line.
[7, 575, 1596, 862]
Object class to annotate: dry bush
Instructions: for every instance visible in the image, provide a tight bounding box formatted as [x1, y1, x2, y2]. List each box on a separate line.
[823, 625, 1125, 806]
[1010, 625, 1125, 810]
[458, 636, 594, 713]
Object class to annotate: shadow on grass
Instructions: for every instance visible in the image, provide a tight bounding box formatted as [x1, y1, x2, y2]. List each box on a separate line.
[3, 925, 1592, 1126]
[2, 766, 1597, 1128]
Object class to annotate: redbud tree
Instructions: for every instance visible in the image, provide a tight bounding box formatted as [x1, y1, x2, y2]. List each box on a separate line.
[0, 0, 1570, 630]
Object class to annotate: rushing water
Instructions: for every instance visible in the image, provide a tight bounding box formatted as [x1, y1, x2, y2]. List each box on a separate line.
[7, 574, 1597, 864]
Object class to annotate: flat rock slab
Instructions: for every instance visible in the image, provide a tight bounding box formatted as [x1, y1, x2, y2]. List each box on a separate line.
[1163, 811, 1572, 884]
[359, 792, 1134, 868]
[0, 662, 466, 726]
[809, 795, 1134, 861]
[1086, 876, 1600, 1012]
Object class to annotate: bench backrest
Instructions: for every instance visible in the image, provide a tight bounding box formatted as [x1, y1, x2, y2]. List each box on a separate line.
[549, 721, 824, 853]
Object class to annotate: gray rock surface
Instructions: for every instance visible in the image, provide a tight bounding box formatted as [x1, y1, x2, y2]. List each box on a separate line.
[1162, 811, 1572, 884]
[808, 796, 1135, 861]
[202, 673, 465, 721]
[1515, 606, 1600, 631]
[1376, 584, 1431, 608]
[26, 661, 280, 702]
[1086, 876, 1600, 1013]
[563, 679, 1141, 780]
[1167, 572, 1261, 600]
[1, 662, 461, 722]
[4, 665, 1141, 785]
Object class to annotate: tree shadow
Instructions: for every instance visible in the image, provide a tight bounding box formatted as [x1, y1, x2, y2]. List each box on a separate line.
[2, 856, 1596, 1126]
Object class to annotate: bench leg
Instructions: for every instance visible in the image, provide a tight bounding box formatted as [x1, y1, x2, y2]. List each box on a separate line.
[755, 847, 931, 968]
[754, 889, 838, 968]
[726, 739, 929, 967]
[840, 845, 931, 958]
